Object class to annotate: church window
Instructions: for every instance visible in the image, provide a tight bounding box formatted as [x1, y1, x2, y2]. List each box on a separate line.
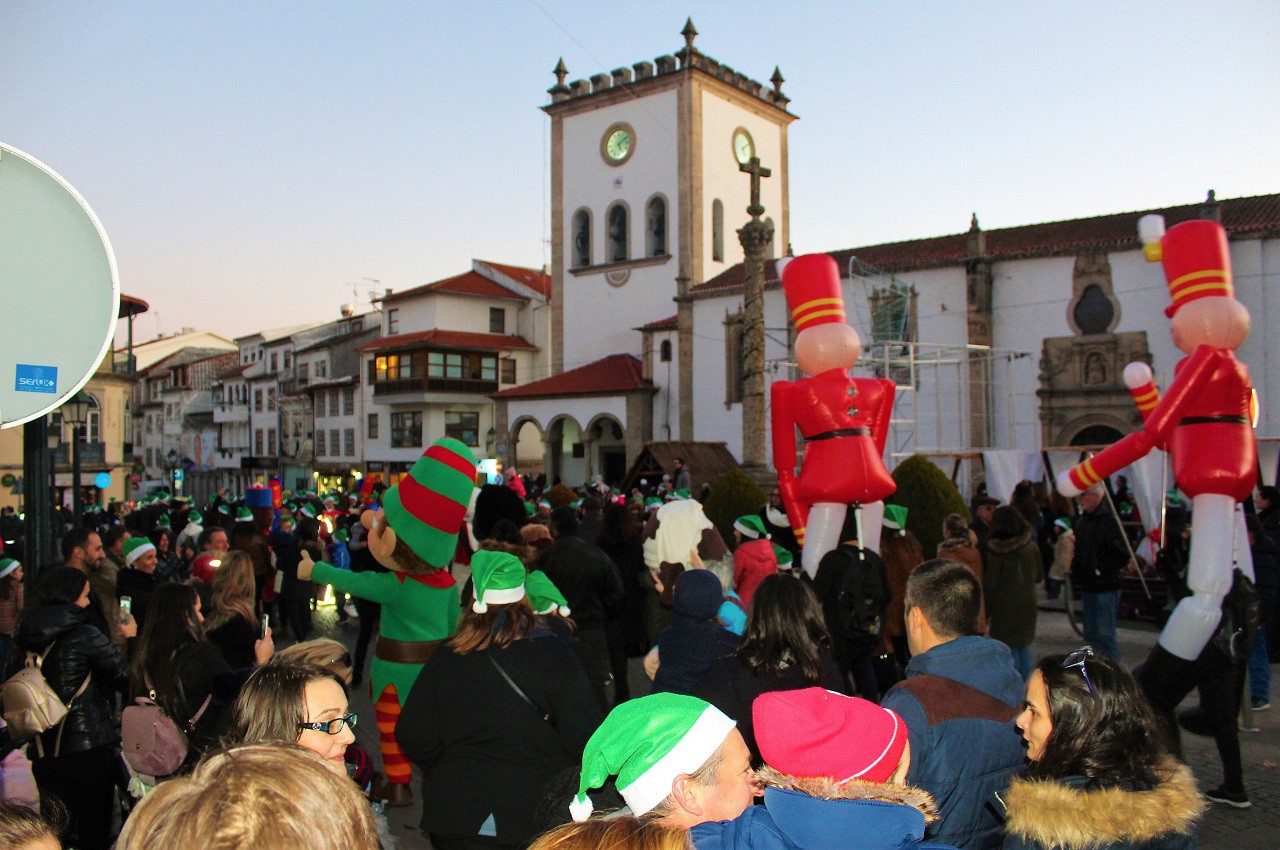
[1073, 285, 1114, 336]
[660, 339, 672, 362]
[646, 195, 667, 257]
[712, 199, 725, 262]
[572, 209, 592, 268]
[725, 315, 745, 404]
[607, 203, 629, 263]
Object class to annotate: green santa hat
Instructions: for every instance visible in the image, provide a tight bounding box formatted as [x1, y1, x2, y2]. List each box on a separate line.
[470, 549, 526, 613]
[537, 499, 551, 510]
[675, 488, 691, 500]
[571, 694, 736, 821]
[299, 503, 318, 519]
[1054, 517, 1072, 532]
[217, 504, 231, 516]
[772, 544, 794, 569]
[123, 537, 156, 566]
[734, 514, 769, 540]
[882, 504, 908, 534]
[381, 437, 477, 568]
[235, 507, 254, 522]
[524, 501, 536, 517]
[155, 514, 171, 529]
[644, 497, 662, 511]
[0, 558, 20, 580]
[186, 510, 203, 525]
[526, 570, 570, 616]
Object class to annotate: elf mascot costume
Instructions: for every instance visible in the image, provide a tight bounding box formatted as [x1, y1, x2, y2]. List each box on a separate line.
[300, 437, 475, 806]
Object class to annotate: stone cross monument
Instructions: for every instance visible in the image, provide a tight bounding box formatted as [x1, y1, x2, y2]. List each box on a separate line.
[737, 156, 774, 482]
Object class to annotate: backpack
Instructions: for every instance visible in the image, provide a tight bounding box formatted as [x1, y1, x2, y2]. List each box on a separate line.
[833, 546, 889, 650]
[121, 670, 211, 779]
[1, 640, 91, 756]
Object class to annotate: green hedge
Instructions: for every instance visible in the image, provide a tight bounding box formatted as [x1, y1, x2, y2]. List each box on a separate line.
[888, 455, 970, 557]
[703, 467, 765, 548]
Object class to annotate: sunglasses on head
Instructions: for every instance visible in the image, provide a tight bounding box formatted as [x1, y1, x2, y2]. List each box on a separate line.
[1062, 646, 1096, 696]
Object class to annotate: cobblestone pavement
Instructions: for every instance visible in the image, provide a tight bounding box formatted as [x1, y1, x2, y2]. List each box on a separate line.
[309, 595, 1279, 850]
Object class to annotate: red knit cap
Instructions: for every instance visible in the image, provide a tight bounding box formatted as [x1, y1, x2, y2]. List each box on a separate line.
[753, 688, 907, 783]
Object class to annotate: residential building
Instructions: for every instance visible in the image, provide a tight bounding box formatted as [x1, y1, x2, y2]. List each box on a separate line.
[360, 260, 550, 486]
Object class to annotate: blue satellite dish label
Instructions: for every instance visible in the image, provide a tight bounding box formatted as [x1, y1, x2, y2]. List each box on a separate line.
[14, 364, 58, 394]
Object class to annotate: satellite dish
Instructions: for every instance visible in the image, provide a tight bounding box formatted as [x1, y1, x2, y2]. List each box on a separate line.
[0, 143, 120, 428]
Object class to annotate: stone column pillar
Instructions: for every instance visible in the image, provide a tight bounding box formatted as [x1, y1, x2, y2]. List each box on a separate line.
[492, 400, 513, 469]
[676, 276, 695, 441]
[738, 216, 773, 475]
[582, 437, 596, 481]
[965, 214, 994, 457]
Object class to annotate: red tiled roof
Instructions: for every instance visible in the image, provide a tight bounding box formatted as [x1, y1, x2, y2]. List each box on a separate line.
[382, 271, 528, 303]
[692, 193, 1280, 296]
[637, 314, 677, 331]
[491, 354, 654, 400]
[481, 260, 552, 298]
[357, 329, 537, 354]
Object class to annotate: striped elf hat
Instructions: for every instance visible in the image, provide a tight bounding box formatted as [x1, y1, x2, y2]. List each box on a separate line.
[381, 437, 477, 568]
[781, 253, 846, 333]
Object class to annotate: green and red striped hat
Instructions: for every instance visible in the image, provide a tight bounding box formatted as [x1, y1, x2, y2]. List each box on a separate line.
[382, 437, 477, 568]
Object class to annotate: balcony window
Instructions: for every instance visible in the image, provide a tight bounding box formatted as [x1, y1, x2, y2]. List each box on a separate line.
[391, 412, 423, 448]
[367, 413, 379, 440]
[375, 354, 414, 381]
[343, 388, 355, 416]
[445, 411, 480, 447]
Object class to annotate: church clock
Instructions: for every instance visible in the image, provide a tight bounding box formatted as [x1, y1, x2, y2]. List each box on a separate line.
[601, 123, 635, 166]
[732, 127, 754, 165]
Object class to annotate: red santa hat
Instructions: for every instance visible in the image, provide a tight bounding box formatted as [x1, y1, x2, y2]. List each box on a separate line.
[753, 688, 907, 784]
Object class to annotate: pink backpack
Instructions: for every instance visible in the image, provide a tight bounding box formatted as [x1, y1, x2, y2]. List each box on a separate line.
[121, 671, 211, 778]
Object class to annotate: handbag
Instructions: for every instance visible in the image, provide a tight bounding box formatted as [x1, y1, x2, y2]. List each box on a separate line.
[121, 669, 212, 778]
[486, 652, 557, 729]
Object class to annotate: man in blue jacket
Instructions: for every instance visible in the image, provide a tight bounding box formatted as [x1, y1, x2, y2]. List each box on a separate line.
[881, 559, 1026, 850]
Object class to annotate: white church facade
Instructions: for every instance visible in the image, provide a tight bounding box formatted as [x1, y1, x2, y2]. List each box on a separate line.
[495, 22, 1280, 494]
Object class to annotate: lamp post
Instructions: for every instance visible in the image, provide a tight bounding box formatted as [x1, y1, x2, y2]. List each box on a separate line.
[60, 391, 94, 527]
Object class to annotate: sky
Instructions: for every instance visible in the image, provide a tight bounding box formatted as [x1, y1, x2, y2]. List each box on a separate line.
[4, 1, 1278, 342]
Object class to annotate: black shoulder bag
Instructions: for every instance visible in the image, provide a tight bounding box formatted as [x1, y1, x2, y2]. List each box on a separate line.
[486, 652, 558, 729]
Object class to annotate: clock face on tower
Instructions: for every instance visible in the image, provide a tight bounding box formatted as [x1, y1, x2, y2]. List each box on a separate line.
[733, 128, 755, 165]
[601, 123, 635, 166]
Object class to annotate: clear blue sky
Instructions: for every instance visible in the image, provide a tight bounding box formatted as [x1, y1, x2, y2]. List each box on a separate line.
[4, 1, 1276, 340]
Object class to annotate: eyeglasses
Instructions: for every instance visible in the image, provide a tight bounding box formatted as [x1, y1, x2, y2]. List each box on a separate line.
[298, 713, 358, 735]
[1063, 646, 1095, 696]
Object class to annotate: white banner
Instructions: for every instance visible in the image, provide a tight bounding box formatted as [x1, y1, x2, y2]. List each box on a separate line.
[982, 450, 1044, 503]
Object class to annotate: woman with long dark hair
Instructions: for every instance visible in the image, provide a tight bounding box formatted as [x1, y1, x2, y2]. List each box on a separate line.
[397, 550, 602, 850]
[984, 506, 1043, 680]
[694, 573, 845, 762]
[595, 502, 647, 702]
[14, 567, 134, 850]
[1003, 649, 1202, 850]
[130, 583, 240, 771]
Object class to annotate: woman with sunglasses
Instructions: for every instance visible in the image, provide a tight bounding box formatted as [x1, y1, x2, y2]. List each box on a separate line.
[1002, 648, 1203, 850]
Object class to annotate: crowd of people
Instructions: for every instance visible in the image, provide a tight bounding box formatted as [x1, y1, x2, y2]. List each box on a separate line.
[0, 463, 1272, 849]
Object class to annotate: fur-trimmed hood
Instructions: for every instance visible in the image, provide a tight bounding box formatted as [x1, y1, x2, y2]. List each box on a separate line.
[986, 531, 1034, 555]
[1002, 762, 1203, 850]
[757, 765, 940, 823]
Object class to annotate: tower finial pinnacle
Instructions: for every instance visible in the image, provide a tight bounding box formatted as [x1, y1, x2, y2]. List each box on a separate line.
[553, 57, 568, 84]
[770, 66, 785, 91]
[681, 17, 699, 50]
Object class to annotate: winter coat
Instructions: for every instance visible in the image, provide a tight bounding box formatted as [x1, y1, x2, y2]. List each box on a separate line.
[653, 573, 742, 697]
[882, 533, 924, 640]
[90, 554, 123, 647]
[983, 533, 1042, 649]
[734, 538, 778, 607]
[577, 510, 603, 547]
[936, 539, 984, 586]
[1070, 501, 1129, 595]
[207, 612, 259, 670]
[881, 636, 1025, 850]
[397, 630, 602, 847]
[811, 543, 893, 668]
[691, 767, 956, 850]
[1251, 534, 1280, 626]
[1049, 532, 1075, 582]
[695, 653, 846, 764]
[999, 761, 1202, 850]
[13, 604, 129, 757]
[535, 534, 624, 631]
[270, 530, 313, 602]
[115, 567, 162, 631]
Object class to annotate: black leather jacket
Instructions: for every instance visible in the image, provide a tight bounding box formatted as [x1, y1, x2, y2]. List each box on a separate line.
[13, 603, 129, 756]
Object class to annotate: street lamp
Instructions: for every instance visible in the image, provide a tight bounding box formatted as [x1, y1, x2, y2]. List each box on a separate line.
[60, 390, 94, 526]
